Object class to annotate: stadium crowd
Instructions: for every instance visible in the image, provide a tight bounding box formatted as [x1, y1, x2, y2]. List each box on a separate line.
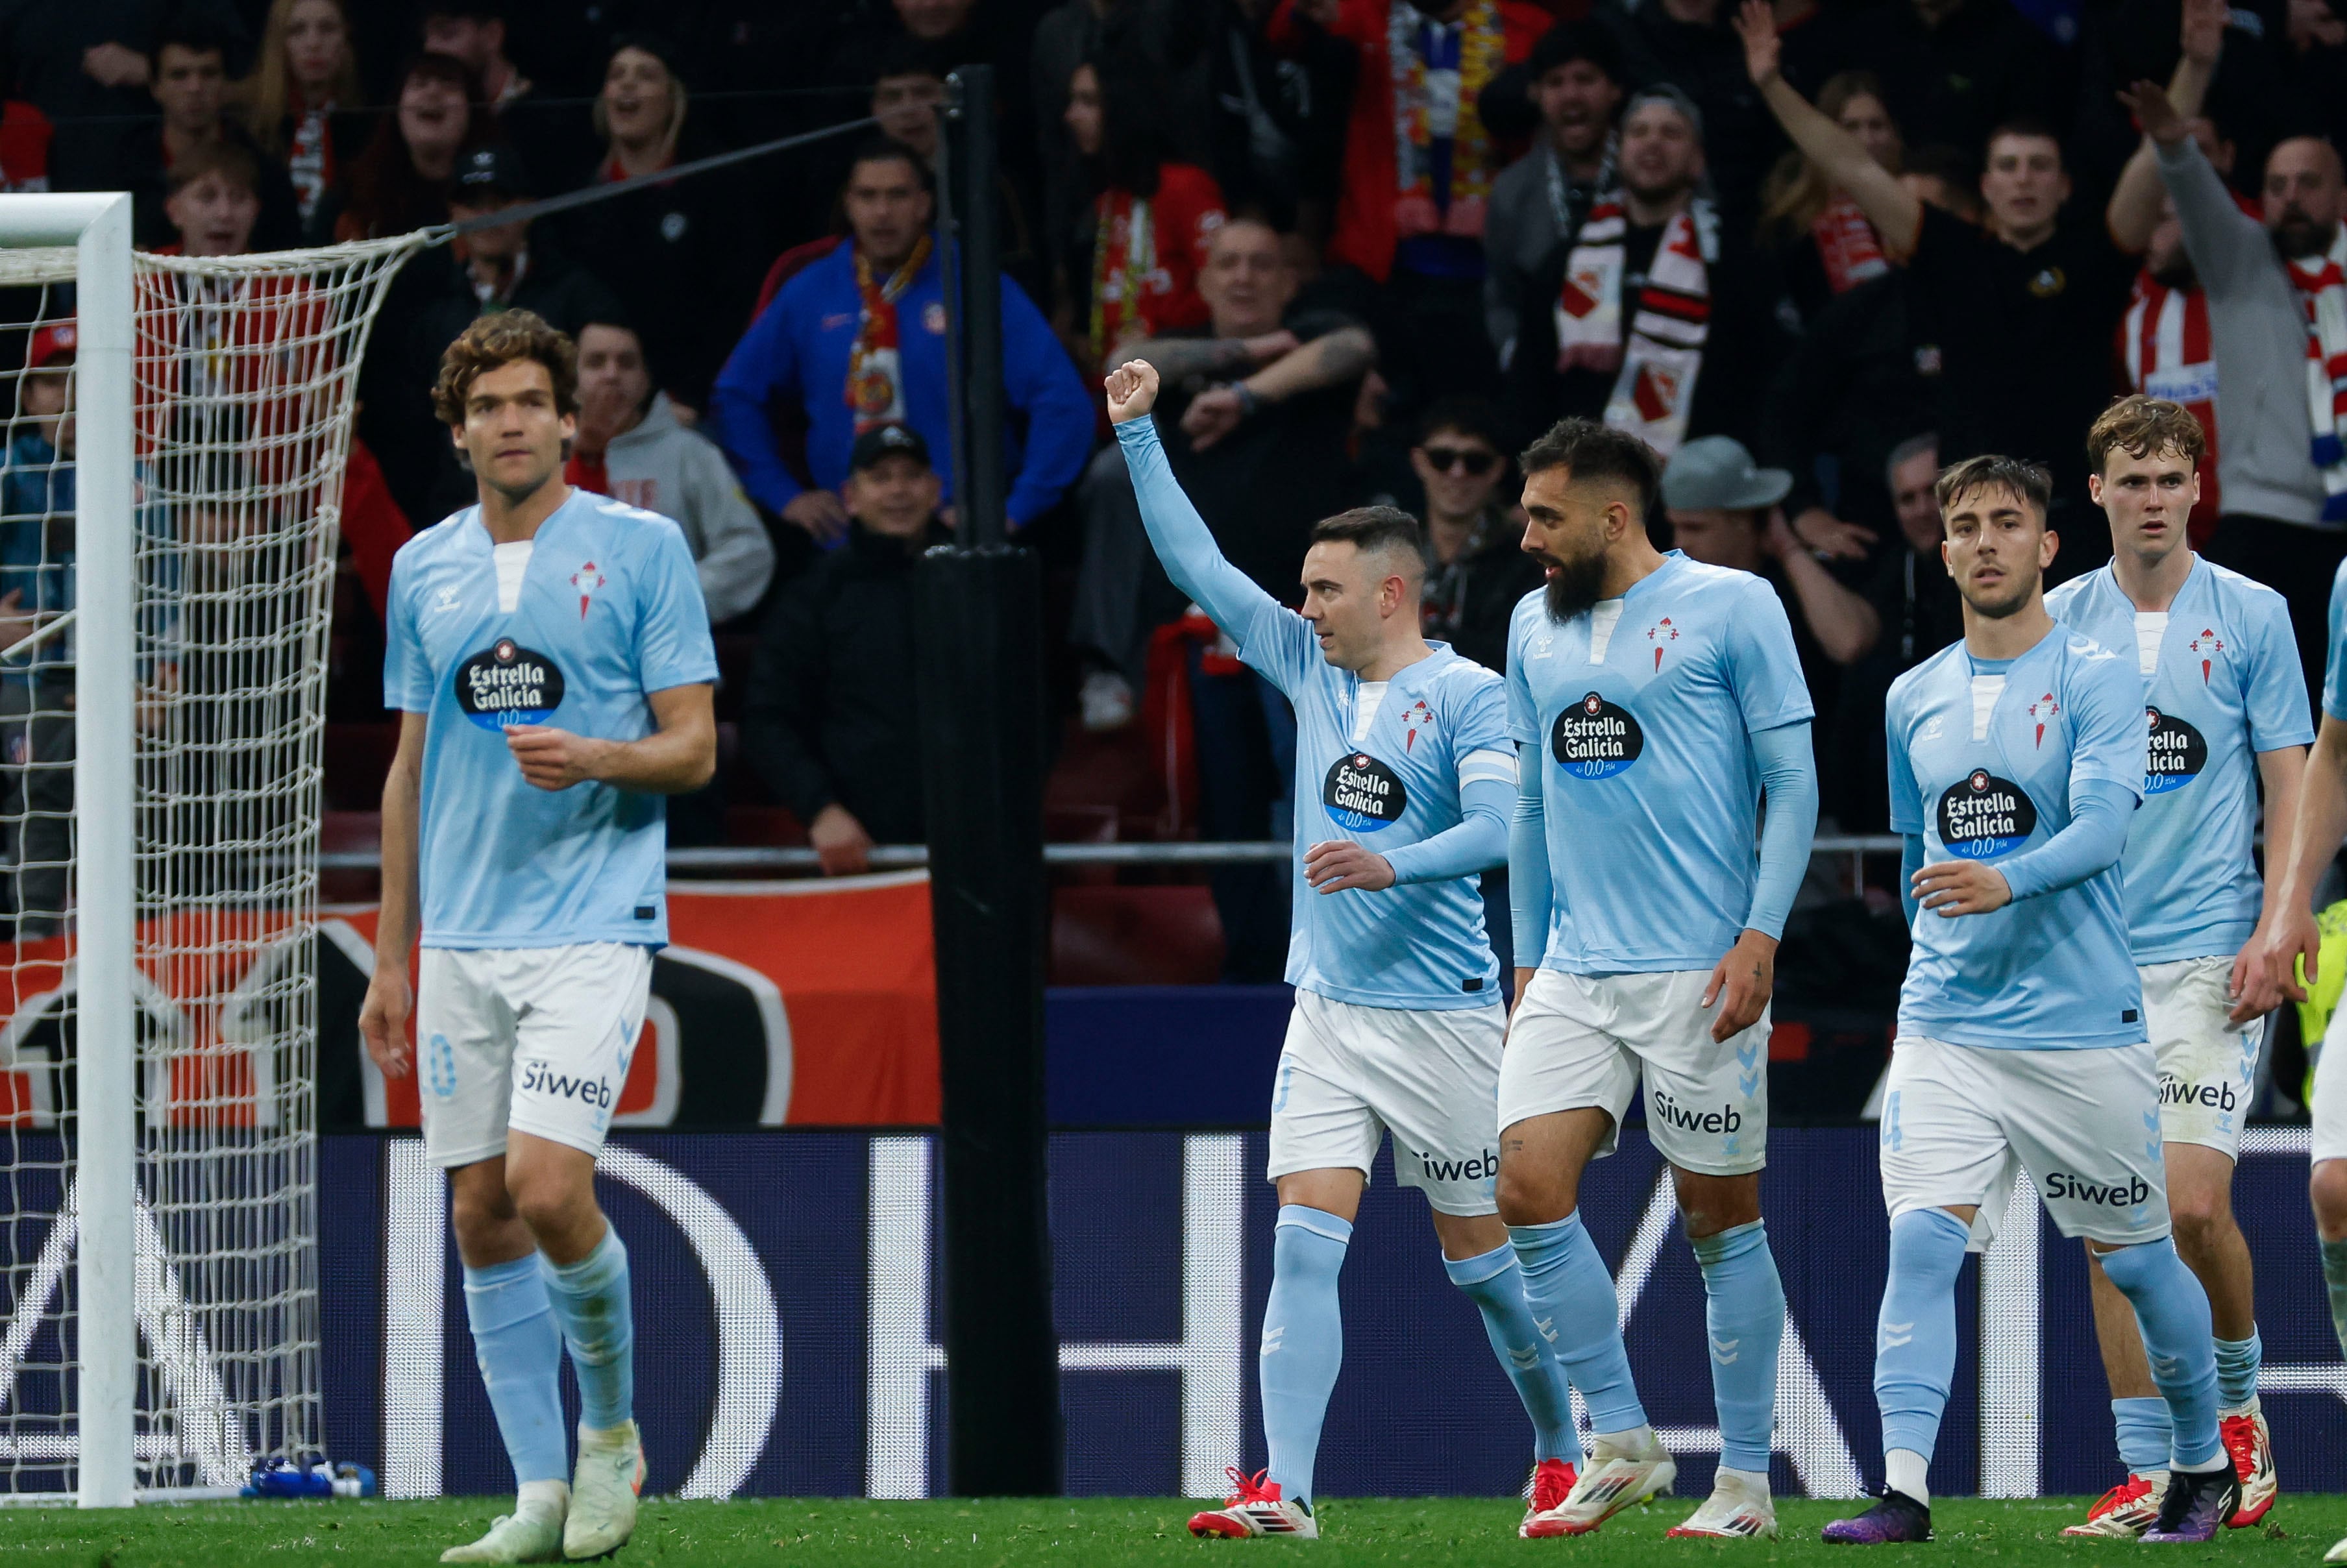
[5, 0, 2347, 965]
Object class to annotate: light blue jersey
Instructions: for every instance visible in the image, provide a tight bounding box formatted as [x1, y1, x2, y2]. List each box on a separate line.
[1117, 419, 1512, 1009]
[1887, 627, 2145, 1049]
[2046, 558, 2311, 964]
[1504, 553, 1815, 973]
[384, 489, 719, 949]
[2324, 558, 2347, 722]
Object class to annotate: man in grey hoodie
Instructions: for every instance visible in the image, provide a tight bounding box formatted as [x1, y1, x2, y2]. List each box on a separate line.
[2127, 58, 2347, 711]
[569, 319, 777, 626]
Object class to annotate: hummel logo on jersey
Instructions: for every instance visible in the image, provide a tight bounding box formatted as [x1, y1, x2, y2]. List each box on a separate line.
[1530, 635, 1554, 661]
[1647, 617, 1678, 671]
[1650, 1087, 1739, 1134]
[2029, 691, 2059, 747]
[2190, 627, 2223, 684]
[571, 559, 606, 619]
[429, 585, 463, 615]
[519, 1059, 614, 1109]
[2043, 1170, 2152, 1207]
[1919, 717, 1944, 741]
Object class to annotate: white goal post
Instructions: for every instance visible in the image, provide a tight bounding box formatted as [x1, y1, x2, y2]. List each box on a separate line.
[0, 194, 423, 1506]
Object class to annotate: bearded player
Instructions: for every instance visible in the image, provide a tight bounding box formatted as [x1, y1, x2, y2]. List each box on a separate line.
[360, 312, 718, 1563]
[2043, 395, 2304, 1536]
[1499, 417, 1819, 1539]
[1825, 454, 2234, 1545]
[1105, 360, 1583, 1541]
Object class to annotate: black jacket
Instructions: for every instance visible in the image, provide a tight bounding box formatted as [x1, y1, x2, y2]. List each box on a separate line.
[1756, 271, 1940, 534]
[1422, 511, 1543, 676]
[740, 519, 950, 844]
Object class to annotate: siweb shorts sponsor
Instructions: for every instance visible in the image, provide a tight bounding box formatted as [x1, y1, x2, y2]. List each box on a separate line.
[519, 1058, 614, 1110]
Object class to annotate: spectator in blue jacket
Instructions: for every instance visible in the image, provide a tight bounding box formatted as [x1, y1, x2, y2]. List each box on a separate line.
[709, 138, 1092, 545]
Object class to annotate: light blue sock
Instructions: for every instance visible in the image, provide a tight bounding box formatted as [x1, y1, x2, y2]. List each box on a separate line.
[541, 1227, 634, 1431]
[2099, 1240, 2223, 1469]
[1691, 1219, 1784, 1475]
[2214, 1331, 2261, 1410]
[2111, 1397, 2172, 1475]
[1444, 1242, 1582, 1466]
[1261, 1207, 1349, 1506]
[462, 1255, 568, 1484]
[1874, 1207, 1971, 1464]
[1508, 1212, 1647, 1434]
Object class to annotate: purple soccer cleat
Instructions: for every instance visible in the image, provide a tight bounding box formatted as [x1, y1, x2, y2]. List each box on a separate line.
[2141, 1465, 2241, 1543]
[1822, 1489, 1933, 1545]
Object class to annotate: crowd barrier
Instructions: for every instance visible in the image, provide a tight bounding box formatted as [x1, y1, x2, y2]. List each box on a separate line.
[316, 1125, 2347, 1502]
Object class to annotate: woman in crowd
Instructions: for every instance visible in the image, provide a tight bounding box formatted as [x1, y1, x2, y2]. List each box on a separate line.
[1754, 70, 1904, 324]
[1061, 55, 1225, 376]
[238, 0, 365, 238]
[554, 37, 756, 414]
[327, 52, 482, 242]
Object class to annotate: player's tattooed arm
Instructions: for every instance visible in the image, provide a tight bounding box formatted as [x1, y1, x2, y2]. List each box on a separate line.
[1124, 334, 1288, 384]
[1701, 929, 1778, 1043]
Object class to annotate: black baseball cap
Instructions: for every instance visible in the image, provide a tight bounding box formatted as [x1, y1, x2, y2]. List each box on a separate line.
[453, 144, 532, 201]
[850, 422, 930, 471]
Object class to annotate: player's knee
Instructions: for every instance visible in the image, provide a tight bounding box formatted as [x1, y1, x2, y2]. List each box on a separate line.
[1495, 1162, 1571, 1227]
[449, 1186, 518, 1253]
[2166, 1182, 2230, 1252]
[507, 1167, 593, 1242]
[2311, 1160, 2347, 1239]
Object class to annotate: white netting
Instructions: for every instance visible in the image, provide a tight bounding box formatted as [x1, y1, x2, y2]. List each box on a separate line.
[0, 230, 421, 1495]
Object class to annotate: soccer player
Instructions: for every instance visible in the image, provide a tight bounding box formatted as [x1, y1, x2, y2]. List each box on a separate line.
[1499, 418, 1819, 1539]
[2043, 396, 2304, 1536]
[1825, 454, 2235, 1545]
[2252, 537, 2347, 1567]
[1103, 360, 1582, 1541]
[358, 312, 719, 1564]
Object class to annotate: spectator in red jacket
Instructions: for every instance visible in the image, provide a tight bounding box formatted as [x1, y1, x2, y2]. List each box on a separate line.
[1266, 0, 1546, 411]
[1061, 54, 1227, 374]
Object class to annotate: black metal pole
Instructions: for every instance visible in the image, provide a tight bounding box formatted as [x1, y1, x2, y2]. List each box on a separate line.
[917, 64, 1061, 1497]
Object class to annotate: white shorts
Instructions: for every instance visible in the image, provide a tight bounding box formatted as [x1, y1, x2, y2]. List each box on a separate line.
[415, 943, 653, 1168]
[2313, 996, 2347, 1165]
[1267, 990, 1506, 1217]
[1879, 1035, 2170, 1249]
[1495, 968, 1769, 1178]
[2141, 955, 2263, 1159]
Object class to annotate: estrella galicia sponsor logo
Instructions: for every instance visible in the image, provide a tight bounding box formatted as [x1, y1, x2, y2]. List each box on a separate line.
[1936, 770, 2037, 859]
[457, 638, 566, 729]
[1323, 753, 1407, 831]
[1551, 691, 1643, 778]
[2043, 1170, 2151, 1207]
[2143, 707, 2207, 795]
[519, 1057, 614, 1110]
[1416, 1148, 1498, 1184]
[2158, 1073, 2237, 1112]
[1651, 1087, 1741, 1136]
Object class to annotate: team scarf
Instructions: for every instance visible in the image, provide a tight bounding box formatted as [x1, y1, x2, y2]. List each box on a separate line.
[2285, 225, 2347, 521]
[1089, 189, 1156, 369]
[1553, 198, 1716, 457]
[1388, 0, 1506, 240]
[1810, 194, 1887, 295]
[846, 235, 931, 432]
[2120, 274, 2222, 542]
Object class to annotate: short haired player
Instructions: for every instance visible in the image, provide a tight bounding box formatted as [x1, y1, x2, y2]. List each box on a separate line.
[2248, 534, 2347, 1566]
[1499, 417, 1820, 1539]
[1105, 361, 1583, 1541]
[2043, 395, 2304, 1536]
[358, 312, 718, 1564]
[1823, 455, 2236, 1545]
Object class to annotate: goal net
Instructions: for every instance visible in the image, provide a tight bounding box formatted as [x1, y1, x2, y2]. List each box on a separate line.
[0, 213, 422, 1499]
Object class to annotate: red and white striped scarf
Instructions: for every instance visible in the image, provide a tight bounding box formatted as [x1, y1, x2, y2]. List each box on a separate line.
[2120, 275, 2222, 543]
[1810, 195, 1887, 295]
[2285, 227, 2347, 521]
[1553, 199, 1714, 456]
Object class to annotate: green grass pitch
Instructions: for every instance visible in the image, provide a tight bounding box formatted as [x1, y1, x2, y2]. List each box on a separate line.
[0, 1496, 2339, 1566]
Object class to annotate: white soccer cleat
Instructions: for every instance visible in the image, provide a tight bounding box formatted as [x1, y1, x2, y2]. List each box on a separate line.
[562, 1421, 644, 1561]
[2060, 1471, 2168, 1537]
[1667, 1467, 1778, 1539]
[2220, 1401, 2278, 1526]
[2327, 1533, 2347, 1563]
[1521, 1430, 1676, 1537]
[1188, 1467, 1319, 1539]
[441, 1503, 567, 1564]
